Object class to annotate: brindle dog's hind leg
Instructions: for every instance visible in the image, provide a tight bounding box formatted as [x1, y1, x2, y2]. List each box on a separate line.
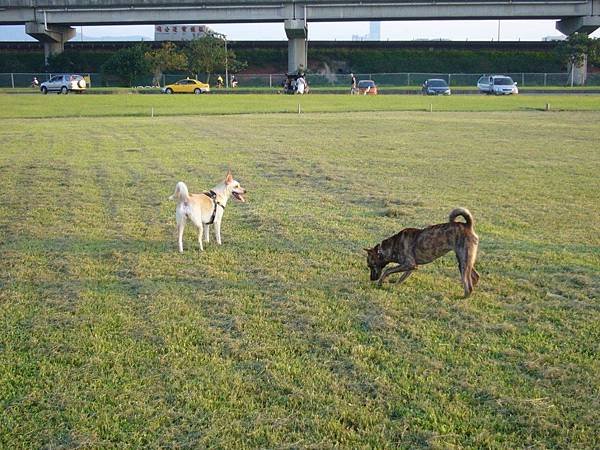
[458, 256, 479, 290]
[456, 246, 472, 297]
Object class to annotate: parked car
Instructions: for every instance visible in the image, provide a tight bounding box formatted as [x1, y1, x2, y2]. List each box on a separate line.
[422, 79, 451, 95]
[162, 78, 210, 94]
[357, 80, 378, 95]
[477, 75, 518, 95]
[40, 74, 86, 94]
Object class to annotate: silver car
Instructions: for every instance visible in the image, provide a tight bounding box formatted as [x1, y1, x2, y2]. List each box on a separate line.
[477, 75, 518, 95]
[40, 74, 87, 95]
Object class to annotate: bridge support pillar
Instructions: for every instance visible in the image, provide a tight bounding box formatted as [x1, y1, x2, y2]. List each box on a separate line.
[556, 16, 600, 35]
[285, 19, 307, 74]
[26, 22, 76, 66]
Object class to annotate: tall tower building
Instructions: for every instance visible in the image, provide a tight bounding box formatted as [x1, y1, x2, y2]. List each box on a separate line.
[368, 22, 381, 41]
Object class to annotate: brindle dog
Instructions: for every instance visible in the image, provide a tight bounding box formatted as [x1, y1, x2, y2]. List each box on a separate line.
[365, 208, 480, 297]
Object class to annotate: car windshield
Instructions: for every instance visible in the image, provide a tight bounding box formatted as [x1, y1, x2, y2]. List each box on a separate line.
[428, 80, 447, 87]
[358, 81, 375, 88]
[494, 77, 514, 85]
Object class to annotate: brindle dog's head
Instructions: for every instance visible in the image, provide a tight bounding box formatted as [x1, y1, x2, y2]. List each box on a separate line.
[364, 245, 386, 281]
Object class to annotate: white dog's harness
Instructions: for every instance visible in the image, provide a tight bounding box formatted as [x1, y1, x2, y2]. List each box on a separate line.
[203, 190, 225, 225]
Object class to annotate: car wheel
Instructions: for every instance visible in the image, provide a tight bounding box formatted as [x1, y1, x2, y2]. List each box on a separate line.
[194, 88, 201, 95]
[165, 88, 173, 94]
[41, 86, 48, 95]
[61, 86, 68, 95]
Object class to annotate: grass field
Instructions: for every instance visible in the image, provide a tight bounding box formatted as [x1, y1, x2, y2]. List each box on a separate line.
[1, 93, 600, 119]
[1, 95, 599, 448]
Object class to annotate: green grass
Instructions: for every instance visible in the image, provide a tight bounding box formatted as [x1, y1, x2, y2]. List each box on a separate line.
[0, 93, 600, 119]
[0, 98, 599, 448]
[4, 85, 600, 96]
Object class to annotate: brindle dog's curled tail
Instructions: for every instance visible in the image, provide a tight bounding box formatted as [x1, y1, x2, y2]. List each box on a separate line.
[449, 208, 474, 228]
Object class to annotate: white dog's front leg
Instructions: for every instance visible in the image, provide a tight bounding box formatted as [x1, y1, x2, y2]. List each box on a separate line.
[214, 219, 222, 245]
[177, 221, 185, 253]
[197, 224, 204, 251]
[203, 225, 210, 243]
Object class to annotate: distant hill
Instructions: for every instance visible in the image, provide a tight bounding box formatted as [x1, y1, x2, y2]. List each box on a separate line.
[0, 25, 149, 41]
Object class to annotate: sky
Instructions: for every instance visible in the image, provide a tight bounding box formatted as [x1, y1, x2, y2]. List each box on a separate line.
[2, 20, 600, 41]
[44, 20, 600, 40]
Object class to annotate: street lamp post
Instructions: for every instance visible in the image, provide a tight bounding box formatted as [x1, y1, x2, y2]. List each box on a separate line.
[214, 31, 229, 89]
[225, 37, 229, 89]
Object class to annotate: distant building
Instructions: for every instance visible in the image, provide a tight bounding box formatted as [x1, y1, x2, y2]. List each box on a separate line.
[369, 22, 381, 41]
[542, 35, 566, 41]
[352, 22, 381, 41]
[154, 25, 214, 41]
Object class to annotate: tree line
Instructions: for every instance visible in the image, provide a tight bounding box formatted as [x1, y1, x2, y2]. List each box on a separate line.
[96, 36, 246, 86]
[1, 33, 598, 82]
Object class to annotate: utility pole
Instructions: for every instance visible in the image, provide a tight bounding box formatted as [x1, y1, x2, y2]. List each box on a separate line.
[214, 31, 229, 88]
[225, 37, 229, 89]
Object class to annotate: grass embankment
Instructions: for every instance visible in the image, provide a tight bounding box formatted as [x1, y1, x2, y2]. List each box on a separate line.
[3, 84, 600, 96]
[0, 93, 600, 119]
[0, 107, 599, 448]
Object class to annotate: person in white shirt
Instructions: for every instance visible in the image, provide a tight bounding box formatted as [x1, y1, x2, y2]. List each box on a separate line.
[296, 76, 306, 94]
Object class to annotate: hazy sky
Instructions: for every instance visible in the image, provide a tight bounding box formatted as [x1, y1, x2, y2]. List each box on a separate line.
[4, 20, 600, 41]
[78, 20, 600, 40]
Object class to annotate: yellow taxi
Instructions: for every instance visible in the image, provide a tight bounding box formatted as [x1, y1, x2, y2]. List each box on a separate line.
[162, 78, 210, 94]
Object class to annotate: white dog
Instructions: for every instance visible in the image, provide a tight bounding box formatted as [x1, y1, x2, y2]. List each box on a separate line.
[169, 170, 246, 252]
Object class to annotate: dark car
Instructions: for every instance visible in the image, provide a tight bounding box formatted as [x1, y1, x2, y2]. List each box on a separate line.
[422, 79, 451, 96]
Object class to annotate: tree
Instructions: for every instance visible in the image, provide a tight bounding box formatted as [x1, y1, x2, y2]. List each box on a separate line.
[186, 35, 225, 83]
[186, 35, 246, 83]
[144, 42, 188, 87]
[555, 33, 600, 85]
[101, 44, 149, 87]
[47, 52, 77, 73]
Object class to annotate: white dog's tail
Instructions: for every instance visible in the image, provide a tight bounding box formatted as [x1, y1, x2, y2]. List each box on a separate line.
[449, 207, 474, 229]
[169, 181, 190, 203]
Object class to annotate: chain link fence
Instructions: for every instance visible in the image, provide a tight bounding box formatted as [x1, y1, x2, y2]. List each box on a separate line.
[3, 72, 600, 89]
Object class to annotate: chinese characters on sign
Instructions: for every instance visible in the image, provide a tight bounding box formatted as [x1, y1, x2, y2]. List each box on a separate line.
[155, 24, 214, 41]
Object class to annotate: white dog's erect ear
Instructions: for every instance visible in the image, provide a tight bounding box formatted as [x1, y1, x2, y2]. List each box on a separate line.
[225, 169, 233, 184]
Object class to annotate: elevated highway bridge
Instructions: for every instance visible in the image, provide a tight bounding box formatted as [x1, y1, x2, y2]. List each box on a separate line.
[1, 0, 599, 71]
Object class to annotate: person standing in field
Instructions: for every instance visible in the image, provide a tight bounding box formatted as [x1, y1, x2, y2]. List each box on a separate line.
[296, 75, 306, 94]
[350, 73, 357, 95]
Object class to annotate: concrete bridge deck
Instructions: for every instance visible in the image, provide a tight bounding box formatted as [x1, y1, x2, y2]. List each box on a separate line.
[1, 0, 599, 72]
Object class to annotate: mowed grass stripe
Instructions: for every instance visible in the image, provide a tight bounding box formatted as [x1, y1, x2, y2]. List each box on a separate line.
[0, 109, 599, 447]
[0, 93, 600, 119]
